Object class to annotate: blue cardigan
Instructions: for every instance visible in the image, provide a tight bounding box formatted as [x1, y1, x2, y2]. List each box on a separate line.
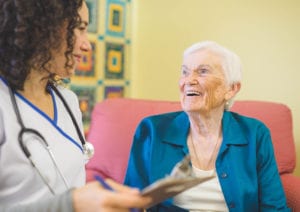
[124, 111, 290, 212]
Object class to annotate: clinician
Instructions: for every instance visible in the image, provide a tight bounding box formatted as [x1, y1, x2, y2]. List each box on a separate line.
[0, 0, 151, 211]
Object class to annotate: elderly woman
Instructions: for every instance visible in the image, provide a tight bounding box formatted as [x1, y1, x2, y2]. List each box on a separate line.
[124, 41, 290, 211]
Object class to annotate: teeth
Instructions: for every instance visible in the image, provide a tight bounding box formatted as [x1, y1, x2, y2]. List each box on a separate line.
[186, 91, 200, 96]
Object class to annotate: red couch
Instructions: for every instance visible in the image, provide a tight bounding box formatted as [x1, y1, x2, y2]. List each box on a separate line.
[86, 98, 300, 211]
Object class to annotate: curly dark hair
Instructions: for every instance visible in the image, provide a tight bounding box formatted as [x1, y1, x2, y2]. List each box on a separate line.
[0, 0, 84, 90]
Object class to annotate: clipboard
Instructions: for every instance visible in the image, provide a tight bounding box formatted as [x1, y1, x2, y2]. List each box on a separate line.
[140, 155, 215, 207]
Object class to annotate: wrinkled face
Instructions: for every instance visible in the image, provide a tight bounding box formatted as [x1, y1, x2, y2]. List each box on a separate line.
[50, 2, 91, 78]
[179, 49, 232, 114]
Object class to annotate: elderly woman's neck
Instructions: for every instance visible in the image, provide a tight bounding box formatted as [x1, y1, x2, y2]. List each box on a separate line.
[188, 110, 223, 138]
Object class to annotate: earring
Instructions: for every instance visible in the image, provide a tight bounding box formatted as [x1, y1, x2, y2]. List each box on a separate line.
[224, 101, 230, 110]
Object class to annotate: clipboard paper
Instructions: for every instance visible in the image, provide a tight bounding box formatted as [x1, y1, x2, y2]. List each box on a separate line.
[140, 155, 214, 207]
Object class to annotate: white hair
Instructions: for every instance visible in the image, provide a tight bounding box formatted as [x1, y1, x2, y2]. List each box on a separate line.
[183, 41, 242, 110]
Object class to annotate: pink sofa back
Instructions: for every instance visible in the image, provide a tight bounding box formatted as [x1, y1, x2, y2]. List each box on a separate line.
[86, 98, 296, 183]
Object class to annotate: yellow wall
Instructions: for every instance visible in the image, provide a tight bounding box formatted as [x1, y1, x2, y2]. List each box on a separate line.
[131, 0, 300, 176]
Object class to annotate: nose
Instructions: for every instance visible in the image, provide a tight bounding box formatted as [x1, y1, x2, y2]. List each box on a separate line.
[186, 73, 198, 85]
[81, 38, 92, 52]
[179, 73, 198, 87]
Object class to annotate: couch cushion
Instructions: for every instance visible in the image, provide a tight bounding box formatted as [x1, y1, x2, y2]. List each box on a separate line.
[86, 98, 182, 182]
[231, 100, 296, 174]
[86, 98, 295, 182]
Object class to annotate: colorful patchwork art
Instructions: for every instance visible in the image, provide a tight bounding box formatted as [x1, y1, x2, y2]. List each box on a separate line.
[68, 0, 131, 131]
[106, 0, 126, 37]
[75, 41, 96, 77]
[70, 85, 96, 130]
[104, 86, 124, 98]
[86, 0, 98, 33]
[105, 42, 124, 79]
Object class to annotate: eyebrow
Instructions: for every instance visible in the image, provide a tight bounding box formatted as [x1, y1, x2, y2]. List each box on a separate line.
[181, 64, 212, 70]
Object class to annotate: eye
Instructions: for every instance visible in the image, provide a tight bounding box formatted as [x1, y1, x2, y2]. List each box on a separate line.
[181, 68, 189, 76]
[76, 21, 88, 32]
[196, 68, 209, 75]
[201, 68, 209, 74]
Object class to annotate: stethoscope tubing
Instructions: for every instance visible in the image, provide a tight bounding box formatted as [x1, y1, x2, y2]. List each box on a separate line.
[48, 83, 87, 147]
[7, 82, 88, 194]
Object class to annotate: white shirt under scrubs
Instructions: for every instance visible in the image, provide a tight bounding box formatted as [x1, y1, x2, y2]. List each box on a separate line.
[0, 78, 86, 205]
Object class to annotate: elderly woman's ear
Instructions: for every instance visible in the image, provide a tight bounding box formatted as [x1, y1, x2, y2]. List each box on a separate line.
[225, 82, 241, 101]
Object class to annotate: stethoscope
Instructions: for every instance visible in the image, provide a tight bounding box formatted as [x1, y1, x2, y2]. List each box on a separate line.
[8, 82, 94, 194]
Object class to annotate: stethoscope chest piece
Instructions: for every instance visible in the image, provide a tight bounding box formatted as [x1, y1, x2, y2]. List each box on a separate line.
[83, 141, 94, 160]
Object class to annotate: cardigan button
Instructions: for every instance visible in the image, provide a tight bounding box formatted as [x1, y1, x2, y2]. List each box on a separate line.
[221, 172, 228, 178]
[229, 202, 235, 208]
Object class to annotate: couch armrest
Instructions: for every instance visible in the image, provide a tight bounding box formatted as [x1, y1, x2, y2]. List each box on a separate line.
[281, 173, 300, 211]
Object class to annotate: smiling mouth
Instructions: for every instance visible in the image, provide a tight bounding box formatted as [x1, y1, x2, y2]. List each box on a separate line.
[185, 90, 201, 96]
[73, 54, 81, 62]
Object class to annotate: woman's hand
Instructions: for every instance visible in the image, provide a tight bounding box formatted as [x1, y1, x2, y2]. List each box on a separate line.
[72, 180, 152, 212]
